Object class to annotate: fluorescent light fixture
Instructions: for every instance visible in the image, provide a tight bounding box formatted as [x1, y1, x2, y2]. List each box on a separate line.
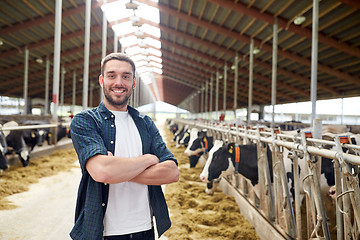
[294, 16, 306, 25]
[36, 58, 43, 64]
[253, 48, 260, 55]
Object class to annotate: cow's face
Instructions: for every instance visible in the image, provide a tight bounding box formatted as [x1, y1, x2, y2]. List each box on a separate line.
[208, 144, 236, 181]
[200, 140, 229, 182]
[0, 130, 8, 170]
[19, 150, 30, 167]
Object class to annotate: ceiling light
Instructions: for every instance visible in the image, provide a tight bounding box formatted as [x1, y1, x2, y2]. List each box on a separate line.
[294, 16, 306, 25]
[139, 42, 146, 48]
[135, 30, 145, 39]
[0, 40, 3, 46]
[231, 65, 236, 70]
[253, 48, 260, 55]
[125, 1, 138, 10]
[36, 58, 43, 64]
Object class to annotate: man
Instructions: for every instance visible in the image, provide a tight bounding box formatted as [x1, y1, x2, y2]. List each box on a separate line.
[70, 53, 179, 240]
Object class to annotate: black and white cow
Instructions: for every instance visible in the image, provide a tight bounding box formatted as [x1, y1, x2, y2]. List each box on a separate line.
[173, 124, 189, 148]
[0, 126, 8, 171]
[200, 140, 273, 194]
[22, 120, 50, 150]
[185, 129, 214, 168]
[178, 129, 190, 148]
[3, 121, 30, 167]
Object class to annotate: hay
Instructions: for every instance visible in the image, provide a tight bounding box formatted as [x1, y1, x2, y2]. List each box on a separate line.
[0, 148, 78, 210]
[162, 126, 260, 240]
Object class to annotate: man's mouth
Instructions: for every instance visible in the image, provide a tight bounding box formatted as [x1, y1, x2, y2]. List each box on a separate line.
[112, 88, 126, 94]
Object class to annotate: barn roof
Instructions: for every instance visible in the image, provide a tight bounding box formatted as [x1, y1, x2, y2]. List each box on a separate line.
[0, 0, 359, 112]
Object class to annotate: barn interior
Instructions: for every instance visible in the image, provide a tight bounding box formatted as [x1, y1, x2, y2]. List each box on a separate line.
[0, 0, 359, 125]
[1, 1, 360, 240]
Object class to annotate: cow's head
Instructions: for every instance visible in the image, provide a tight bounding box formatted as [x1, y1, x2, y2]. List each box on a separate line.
[200, 140, 234, 182]
[0, 130, 8, 171]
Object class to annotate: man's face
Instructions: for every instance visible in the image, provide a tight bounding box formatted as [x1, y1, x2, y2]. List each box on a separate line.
[99, 59, 136, 111]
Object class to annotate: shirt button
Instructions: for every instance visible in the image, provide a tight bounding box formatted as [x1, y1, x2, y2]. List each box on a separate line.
[110, 141, 114, 144]
[102, 203, 105, 207]
[104, 183, 107, 185]
[111, 124, 114, 127]
[111, 115, 114, 118]
[104, 117, 107, 120]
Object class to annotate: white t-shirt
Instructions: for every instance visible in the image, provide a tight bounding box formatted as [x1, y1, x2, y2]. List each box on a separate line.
[103, 111, 152, 236]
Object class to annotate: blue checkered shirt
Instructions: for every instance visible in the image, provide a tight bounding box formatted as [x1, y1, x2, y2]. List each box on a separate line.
[69, 102, 177, 240]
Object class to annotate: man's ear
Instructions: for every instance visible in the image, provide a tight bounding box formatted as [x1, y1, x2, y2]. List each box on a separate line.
[132, 77, 136, 89]
[99, 75, 104, 88]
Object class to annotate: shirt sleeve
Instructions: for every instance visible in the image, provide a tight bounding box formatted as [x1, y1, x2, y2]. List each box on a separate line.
[70, 112, 108, 172]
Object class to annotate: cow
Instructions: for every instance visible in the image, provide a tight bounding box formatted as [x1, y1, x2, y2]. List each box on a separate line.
[3, 121, 30, 167]
[200, 140, 273, 194]
[185, 130, 214, 168]
[179, 129, 190, 147]
[174, 124, 189, 148]
[22, 120, 50, 150]
[0, 126, 8, 171]
[45, 124, 70, 144]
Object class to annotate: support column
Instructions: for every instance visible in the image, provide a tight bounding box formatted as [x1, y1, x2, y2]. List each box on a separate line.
[205, 81, 208, 117]
[82, 0, 91, 110]
[271, 18, 278, 128]
[60, 65, 65, 115]
[72, 71, 76, 113]
[209, 75, 213, 118]
[52, 0, 62, 121]
[23, 46, 29, 115]
[44, 56, 50, 115]
[223, 62, 227, 112]
[100, 0, 107, 102]
[233, 53, 239, 117]
[114, 21, 118, 53]
[311, 0, 319, 124]
[215, 69, 219, 120]
[248, 39, 254, 123]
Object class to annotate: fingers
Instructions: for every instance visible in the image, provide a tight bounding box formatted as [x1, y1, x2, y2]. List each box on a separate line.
[107, 151, 113, 156]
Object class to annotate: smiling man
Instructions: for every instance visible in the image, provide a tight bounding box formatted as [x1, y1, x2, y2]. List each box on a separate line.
[70, 53, 179, 240]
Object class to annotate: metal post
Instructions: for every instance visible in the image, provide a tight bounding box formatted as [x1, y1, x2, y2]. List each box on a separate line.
[89, 82, 94, 108]
[205, 81, 208, 118]
[60, 65, 65, 115]
[271, 18, 278, 128]
[201, 85, 204, 114]
[52, 0, 62, 121]
[114, 21, 118, 53]
[233, 53, 239, 115]
[311, 0, 319, 124]
[215, 69, 219, 120]
[248, 39, 254, 123]
[223, 62, 227, 112]
[209, 75, 213, 118]
[23, 46, 29, 115]
[44, 56, 50, 115]
[72, 71, 76, 113]
[82, 0, 91, 110]
[100, 0, 107, 103]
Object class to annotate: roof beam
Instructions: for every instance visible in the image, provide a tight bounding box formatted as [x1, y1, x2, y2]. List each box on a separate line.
[206, 0, 360, 58]
[139, 0, 360, 87]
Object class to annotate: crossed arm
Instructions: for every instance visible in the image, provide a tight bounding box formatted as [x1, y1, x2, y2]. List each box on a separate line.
[86, 153, 179, 185]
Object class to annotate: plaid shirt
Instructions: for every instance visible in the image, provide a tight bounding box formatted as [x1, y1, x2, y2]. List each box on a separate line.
[69, 102, 177, 240]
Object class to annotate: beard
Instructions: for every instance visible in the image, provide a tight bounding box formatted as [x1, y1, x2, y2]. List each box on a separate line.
[103, 86, 132, 108]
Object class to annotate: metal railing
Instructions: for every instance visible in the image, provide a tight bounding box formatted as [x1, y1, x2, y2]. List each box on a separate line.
[171, 118, 360, 240]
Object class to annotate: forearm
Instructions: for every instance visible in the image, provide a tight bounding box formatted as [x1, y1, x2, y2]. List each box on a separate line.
[131, 160, 179, 185]
[86, 153, 159, 184]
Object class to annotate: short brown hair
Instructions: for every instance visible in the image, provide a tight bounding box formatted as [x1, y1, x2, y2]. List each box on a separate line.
[101, 53, 136, 77]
